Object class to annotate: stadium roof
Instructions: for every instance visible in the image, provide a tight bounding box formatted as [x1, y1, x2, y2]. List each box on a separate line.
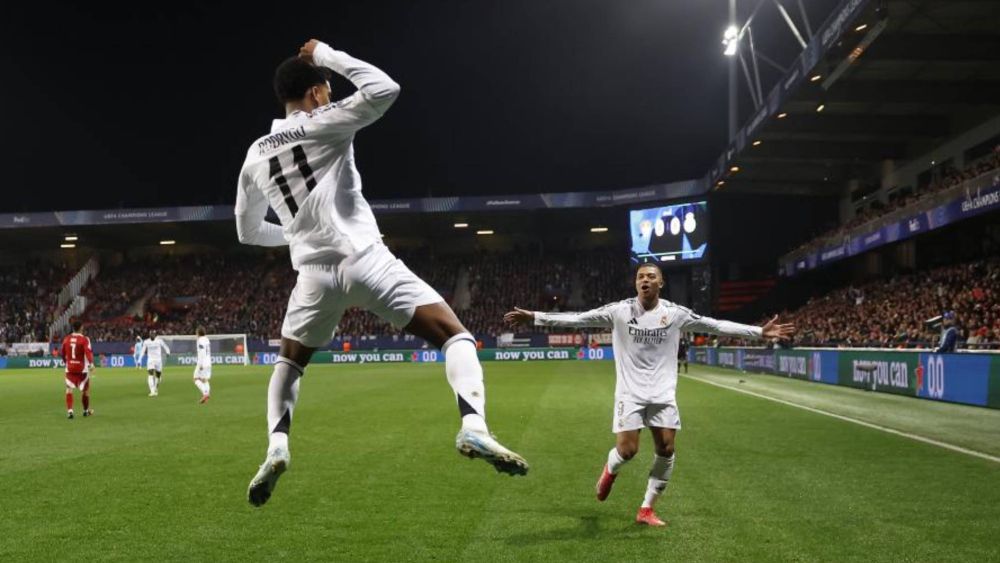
[0, 207, 627, 252]
[711, 0, 1000, 197]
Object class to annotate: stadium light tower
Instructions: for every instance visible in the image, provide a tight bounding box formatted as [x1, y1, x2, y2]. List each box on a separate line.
[723, 0, 835, 143]
[722, 25, 739, 56]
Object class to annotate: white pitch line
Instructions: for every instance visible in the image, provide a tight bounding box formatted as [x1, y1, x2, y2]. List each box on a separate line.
[682, 373, 1000, 465]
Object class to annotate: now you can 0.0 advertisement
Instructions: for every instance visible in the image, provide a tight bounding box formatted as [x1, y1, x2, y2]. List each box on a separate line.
[690, 347, 1000, 409]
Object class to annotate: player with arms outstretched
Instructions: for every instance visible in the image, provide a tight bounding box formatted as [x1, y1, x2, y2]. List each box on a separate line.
[193, 327, 212, 404]
[505, 263, 794, 526]
[236, 39, 528, 507]
[61, 321, 94, 419]
[141, 331, 170, 397]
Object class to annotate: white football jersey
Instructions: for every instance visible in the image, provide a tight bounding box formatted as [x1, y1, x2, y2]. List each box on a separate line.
[196, 336, 211, 367]
[143, 337, 170, 364]
[535, 298, 762, 404]
[235, 41, 400, 269]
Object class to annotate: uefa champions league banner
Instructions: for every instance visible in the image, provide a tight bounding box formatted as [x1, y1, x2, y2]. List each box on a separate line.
[689, 347, 1000, 409]
[0, 181, 707, 230]
[0, 206, 233, 229]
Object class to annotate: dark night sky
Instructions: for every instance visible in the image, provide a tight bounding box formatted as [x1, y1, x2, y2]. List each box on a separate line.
[1, 1, 804, 212]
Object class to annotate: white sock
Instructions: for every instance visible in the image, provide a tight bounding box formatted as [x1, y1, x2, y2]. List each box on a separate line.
[269, 431, 289, 453]
[154, 374, 161, 392]
[202, 381, 210, 396]
[147, 375, 156, 393]
[443, 333, 487, 433]
[267, 357, 303, 451]
[194, 380, 205, 395]
[642, 454, 675, 508]
[607, 447, 628, 474]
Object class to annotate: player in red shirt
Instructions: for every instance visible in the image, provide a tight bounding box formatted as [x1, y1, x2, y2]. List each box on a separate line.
[61, 321, 95, 419]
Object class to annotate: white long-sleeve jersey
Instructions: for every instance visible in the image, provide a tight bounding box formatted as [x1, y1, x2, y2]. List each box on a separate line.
[535, 298, 763, 404]
[235, 42, 400, 269]
[196, 336, 211, 368]
[142, 337, 170, 364]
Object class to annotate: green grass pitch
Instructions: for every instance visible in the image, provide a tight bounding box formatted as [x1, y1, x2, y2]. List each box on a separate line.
[2, 361, 999, 562]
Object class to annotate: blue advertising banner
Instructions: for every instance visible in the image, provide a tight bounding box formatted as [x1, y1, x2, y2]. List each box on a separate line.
[579, 347, 615, 361]
[742, 349, 775, 374]
[775, 349, 839, 384]
[917, 353, 992, 407]
[717, 348, 738, 369]
[689, 347, 999, 409]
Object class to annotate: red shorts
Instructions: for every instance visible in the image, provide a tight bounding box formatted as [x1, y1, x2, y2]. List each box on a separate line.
[65, 372, 90, 391]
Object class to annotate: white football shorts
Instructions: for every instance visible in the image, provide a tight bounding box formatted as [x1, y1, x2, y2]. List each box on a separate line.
[281, 243, 444, 348]
[147, 360, 163, 372]
[193, 364, 212, 379]
[612, 398, 681, 433]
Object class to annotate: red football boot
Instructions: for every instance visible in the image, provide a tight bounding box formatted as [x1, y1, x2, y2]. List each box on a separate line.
[635, 507, 667, 527]
[595, 464, 618, 501]
[199, 394, 210, 404]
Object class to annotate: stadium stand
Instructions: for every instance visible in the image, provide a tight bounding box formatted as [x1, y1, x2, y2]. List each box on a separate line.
[0, 262, 71, 352]
[51, 249, 631, 344]
[715, 257, 1000, 350]
[787, 147, 1000, 257]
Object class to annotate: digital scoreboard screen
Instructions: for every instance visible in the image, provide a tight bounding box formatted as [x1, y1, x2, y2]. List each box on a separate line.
[629, 201, 708, 264]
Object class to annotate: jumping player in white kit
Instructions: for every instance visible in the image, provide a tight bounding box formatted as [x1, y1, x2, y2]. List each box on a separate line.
[505, 262, 794, 526]
[193, 327, 212, 404]
[237, 39, 528, 507]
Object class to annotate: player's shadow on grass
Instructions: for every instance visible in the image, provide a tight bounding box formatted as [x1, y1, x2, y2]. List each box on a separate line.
[504, 511, 657, 545]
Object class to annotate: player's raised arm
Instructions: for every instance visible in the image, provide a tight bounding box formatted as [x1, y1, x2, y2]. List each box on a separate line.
[680, 310, 795, 341]
[299, 39, 400, 130]
[505, 304, 616, 329]
[235, 169, 288, 247]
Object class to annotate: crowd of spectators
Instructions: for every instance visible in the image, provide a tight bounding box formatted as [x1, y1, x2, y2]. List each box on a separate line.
[8, 245, 998, 352]
[80, 254, 295, 342]
[722, 258, 1000, 349]
[0, 262, 70, 352]
[60, 248, 631, 343]
[787, 148, 1000, 256]
[301, 249, 630, 339]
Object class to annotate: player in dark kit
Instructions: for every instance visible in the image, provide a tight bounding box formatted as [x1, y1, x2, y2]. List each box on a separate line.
[677, 336, 689, 374]
[61, 321, 94, 419]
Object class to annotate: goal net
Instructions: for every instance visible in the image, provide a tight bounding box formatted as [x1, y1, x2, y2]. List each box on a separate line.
[158, 333, 250, 367]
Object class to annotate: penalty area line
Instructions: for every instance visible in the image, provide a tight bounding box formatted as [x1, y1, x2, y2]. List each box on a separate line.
[681, 373, 1000, 465]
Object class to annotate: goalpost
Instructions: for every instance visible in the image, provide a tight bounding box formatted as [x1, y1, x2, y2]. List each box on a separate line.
[158, 333, 250, 367]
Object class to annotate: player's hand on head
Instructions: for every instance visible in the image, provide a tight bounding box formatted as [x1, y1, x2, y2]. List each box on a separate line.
[503, 307, 534, 326]
[761, 314, 796, 341]
[298, 39, 321, 61]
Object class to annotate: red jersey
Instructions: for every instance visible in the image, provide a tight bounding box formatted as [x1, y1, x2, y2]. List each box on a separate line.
[61, 333, 94, 374]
